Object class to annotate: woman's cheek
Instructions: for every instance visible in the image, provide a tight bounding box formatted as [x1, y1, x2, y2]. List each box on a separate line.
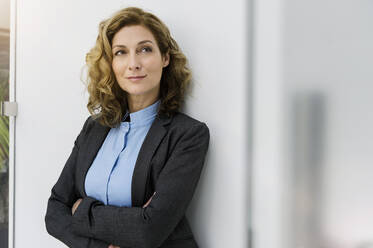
[143, 56, 159, 70]
[112, 58, 126, 74]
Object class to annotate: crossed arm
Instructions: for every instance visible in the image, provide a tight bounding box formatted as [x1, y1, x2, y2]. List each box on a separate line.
[71, 193, 155, 248]
[45, 119, 210, 248]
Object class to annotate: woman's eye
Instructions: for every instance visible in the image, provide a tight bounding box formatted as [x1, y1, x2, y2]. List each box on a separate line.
[140, 46, 152, 53]
[114, 47, 152, 56]
[114, 50, 126, 56]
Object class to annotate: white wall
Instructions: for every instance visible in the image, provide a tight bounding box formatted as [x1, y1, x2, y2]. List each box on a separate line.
[251, 0, 287, 247]
[15, 0, 250, 247]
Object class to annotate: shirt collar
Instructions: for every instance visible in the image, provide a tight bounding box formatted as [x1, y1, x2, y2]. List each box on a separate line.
[122, 99, 161, 126]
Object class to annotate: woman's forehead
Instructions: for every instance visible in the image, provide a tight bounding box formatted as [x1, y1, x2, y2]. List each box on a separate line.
[112, 25, 156, 47]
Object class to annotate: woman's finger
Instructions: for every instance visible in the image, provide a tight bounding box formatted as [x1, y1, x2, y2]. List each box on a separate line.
[71, 198, 82, 215]
[142, 192, 156, 208]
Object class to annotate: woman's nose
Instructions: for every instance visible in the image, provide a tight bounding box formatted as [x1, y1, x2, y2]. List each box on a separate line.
[128, 53, 141, 71]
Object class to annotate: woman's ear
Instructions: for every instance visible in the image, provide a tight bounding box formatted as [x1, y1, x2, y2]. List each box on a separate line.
[163, 52, 170, 68]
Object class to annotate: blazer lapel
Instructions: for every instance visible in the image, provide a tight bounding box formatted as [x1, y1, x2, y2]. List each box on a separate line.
[78, 112, 173, 207]
[78, 122, 110, 197]
[131, 112, 172, 206]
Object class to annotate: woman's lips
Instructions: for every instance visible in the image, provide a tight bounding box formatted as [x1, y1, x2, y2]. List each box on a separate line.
[127, 75, 147, 82]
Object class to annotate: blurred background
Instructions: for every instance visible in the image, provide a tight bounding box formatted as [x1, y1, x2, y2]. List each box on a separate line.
[252, 0, 373, 248]
[0, 0, 10, 247]
[0, 0, 372, 247]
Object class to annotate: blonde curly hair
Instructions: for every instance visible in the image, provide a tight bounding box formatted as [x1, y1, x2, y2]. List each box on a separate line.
[83, 7, 192, 128]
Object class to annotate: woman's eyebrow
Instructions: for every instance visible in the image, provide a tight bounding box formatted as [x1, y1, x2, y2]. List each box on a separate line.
[112, 40, 153, 49]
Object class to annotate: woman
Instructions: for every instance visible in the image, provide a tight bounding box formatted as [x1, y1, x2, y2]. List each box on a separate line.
[44, 6, 210, 248]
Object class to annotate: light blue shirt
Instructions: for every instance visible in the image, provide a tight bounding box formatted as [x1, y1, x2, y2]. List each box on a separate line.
[84, 99, 161, 207]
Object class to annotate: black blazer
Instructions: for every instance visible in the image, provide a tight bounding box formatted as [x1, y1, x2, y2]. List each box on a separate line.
[45, 111, 210, 248]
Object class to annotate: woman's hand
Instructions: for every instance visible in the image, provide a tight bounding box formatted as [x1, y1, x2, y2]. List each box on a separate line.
[71, 198, 82, 215]
[142, 192, 156, 208]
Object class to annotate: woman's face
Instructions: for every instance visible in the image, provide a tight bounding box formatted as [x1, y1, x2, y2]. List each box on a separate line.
[111, 25, 169, 101]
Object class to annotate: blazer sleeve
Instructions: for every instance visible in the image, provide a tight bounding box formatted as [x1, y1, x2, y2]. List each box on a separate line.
[45, 116, 109, 248]
[70, 122, 210, 248]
